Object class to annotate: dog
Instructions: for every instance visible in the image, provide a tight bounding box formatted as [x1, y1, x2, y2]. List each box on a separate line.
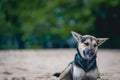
[53, 31, 109, 80]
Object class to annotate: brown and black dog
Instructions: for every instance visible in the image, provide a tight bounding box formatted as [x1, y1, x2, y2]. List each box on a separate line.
[54, 31, 109, 80]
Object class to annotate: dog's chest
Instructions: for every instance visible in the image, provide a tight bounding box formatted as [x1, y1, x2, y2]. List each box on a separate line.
[73, 64, 99, 80]
[74, 53, 97, 72]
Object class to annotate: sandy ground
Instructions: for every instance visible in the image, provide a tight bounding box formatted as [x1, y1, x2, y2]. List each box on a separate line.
[0, 49, 120, 80]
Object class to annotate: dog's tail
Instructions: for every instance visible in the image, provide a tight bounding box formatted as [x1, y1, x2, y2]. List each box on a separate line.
[53, 72, 61, 77]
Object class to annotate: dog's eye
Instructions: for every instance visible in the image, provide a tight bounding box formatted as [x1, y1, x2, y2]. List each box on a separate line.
[94, 44, 97, 47]
[84, 42, 89, 46]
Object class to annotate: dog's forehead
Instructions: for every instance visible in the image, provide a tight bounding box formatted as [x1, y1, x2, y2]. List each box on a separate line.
[81, 35, 97, 43]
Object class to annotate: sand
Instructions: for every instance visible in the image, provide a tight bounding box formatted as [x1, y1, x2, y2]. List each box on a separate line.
[0, 49, 120, 80]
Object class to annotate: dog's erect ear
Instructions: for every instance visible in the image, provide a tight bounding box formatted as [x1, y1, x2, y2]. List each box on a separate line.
[71, 31, 82, 41]
[97, 38, 109, 46]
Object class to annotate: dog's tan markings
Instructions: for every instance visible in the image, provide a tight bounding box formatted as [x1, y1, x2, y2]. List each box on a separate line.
[83, 38, 91, 49]
[92, 40, 98, 53]
[79, 35, 99, 56]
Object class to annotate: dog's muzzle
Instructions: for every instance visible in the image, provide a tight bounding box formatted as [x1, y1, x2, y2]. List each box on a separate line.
[83, 49, 96, 60]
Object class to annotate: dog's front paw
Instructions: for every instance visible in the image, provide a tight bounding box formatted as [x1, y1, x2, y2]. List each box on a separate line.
[97, 77, 108, 80]
[97, 78, 102, 80]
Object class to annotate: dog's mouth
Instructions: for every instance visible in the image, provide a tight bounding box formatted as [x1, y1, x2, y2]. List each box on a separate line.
[85, 54, 94, 60]
[83, 50, 95, 60]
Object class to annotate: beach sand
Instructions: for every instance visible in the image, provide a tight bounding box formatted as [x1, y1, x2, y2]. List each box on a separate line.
[0, 49, 120, 80]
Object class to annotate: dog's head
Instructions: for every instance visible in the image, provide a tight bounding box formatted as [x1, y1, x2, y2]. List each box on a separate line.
[71, 31, 109, 60]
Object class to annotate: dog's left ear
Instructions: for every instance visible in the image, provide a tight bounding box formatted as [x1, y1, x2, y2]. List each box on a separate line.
[97, 38, 109, 46]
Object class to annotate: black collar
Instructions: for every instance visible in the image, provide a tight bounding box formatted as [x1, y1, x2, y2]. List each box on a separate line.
[74, 48, 97, 72]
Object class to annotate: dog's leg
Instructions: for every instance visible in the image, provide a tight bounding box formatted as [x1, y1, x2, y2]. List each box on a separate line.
[86, 68, 102, 80]
[73, 65, 85, 80]
[97, 74, 103, 80]
[59, 63, 72, 80]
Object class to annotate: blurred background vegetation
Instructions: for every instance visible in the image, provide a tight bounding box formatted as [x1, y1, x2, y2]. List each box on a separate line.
[0, 0, 120, 49]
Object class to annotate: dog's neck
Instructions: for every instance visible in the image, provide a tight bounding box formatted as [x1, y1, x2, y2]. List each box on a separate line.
[74, 48, 97, 72]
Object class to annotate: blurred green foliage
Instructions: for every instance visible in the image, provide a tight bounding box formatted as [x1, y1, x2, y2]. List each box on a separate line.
[0, 0, 120, 49]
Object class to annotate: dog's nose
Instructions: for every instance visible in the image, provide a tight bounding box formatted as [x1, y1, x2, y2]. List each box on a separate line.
[89, 49, 95, 55]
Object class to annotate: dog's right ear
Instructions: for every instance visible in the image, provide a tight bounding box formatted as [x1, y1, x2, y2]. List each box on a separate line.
[71, 31, 82, 41]
[97, 38, 109, 46]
